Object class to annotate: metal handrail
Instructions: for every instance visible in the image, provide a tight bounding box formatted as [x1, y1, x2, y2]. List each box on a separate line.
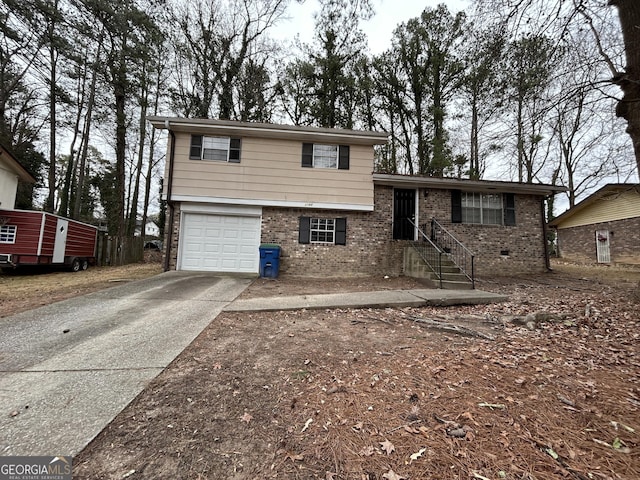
[428, 218, 475, 288]
[407, 219, 443, 288]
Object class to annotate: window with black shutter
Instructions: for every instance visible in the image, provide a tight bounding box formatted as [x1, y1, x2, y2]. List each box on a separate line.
[451, 190, 517, 226]
[451, 190, 462, 223]
[189, 135, 241, 163]
[189, 135, 202, 159]
[301, 144, 313, 168]
[299, 217, 311, 244]
[301, 143, 350, 169]
[299, 216, 347, 245]
[503, 193, 516, 226]
[335, 218, 347, 245]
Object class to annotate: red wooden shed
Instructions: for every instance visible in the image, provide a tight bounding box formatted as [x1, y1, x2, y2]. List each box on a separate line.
[0, 209, 98, 271]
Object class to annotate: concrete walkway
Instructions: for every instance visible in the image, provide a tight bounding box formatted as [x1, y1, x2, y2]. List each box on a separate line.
[225, 288, 507, 312]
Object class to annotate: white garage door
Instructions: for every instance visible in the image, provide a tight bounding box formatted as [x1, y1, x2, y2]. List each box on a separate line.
[179, 213, 261, 272]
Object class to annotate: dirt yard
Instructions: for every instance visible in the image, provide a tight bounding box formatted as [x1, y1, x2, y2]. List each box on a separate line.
[0, 262, 163, 318]
[3, 260, 640, 479]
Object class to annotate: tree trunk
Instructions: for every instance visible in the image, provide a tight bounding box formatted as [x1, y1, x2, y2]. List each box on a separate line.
[610, 0, 640, 173]
[470, 90, 479, 180]
[516, 95, 525, 183]
[114, 53, 128, 259]
[45, 14, 57, 213]
[128, 83, 148, 237]
[142, 63, 163, 239]
[73, 57, 98, 219]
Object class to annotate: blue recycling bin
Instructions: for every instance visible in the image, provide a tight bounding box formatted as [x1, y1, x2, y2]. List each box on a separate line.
[259, 244, 281, 278]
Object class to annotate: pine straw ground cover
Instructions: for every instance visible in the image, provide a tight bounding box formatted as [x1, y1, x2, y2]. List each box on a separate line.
[73, 265, 639, 480]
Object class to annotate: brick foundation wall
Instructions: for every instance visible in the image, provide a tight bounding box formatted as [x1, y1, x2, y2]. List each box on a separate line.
[163, 185, 550, 276]
[162, 202, 181, 271]
[261, 186, 403, 277]
[415, 189, 548, 275]
[556, 217, 640, 265]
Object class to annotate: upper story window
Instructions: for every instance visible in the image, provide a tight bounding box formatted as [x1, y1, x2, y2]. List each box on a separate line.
[0, 225, 17, 243]
[452, 191, 516, 226]
[301, 143, 350, 169]
[189, 135, 241, 163]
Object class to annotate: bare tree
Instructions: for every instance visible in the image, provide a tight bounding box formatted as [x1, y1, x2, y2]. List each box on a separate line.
[606, 0, 640, 173]
[460, 24, 507, 179]
[168, 0, 287, 120]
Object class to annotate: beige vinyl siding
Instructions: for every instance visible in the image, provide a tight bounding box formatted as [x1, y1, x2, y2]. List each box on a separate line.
[556, 190, 640, 229]
[166, 133, 374, 208]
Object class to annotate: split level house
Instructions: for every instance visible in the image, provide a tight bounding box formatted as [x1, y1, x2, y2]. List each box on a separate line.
[549, 183, 640, 265]
[149, 117, 565, 287]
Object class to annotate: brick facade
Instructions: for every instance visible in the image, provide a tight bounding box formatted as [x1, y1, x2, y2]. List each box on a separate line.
[260, 186, 403, 277]
[556, 216, 640, 265]
[415, 189, 549, 275]
[162, 203, 182, 271]
[260, 186, 549, 276]
[163, 185, 550, 277]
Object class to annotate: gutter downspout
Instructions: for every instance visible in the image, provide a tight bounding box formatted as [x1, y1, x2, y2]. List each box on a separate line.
[163, 120, 176, 272]
[541, 196, 551, 271]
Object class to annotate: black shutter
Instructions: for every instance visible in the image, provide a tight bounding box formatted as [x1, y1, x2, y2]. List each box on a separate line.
[335, 218, 347, 245]
[338, 145, 350, 170]
[189, 135, 203, 159]
[302, 143, 313, 167]
[229, 138, 241, 163]
[299, 216, 311, 244]
[451, 190, 462, 223]
[504, 193, 516, 226]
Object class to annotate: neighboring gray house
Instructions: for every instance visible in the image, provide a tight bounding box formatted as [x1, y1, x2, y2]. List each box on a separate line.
[149, 117, 564, 284]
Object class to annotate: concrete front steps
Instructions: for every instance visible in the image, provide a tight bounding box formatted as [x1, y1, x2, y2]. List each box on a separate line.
[404, 245, 474, 290]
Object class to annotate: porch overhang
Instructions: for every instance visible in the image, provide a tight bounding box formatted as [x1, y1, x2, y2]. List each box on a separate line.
[373, 174, 567, 197]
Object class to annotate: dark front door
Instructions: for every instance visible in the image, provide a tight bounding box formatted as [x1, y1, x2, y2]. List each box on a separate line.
[393, 188, 416, 240]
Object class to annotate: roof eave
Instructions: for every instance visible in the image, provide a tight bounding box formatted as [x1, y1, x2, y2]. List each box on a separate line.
[148, 116, 389, 146]
[0, 144, 36, 183]
[548, 183, 640, 227]
[373, 174, 566, 196]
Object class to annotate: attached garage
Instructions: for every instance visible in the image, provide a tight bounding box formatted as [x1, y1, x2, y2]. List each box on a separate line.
[178, 210, 261, 273]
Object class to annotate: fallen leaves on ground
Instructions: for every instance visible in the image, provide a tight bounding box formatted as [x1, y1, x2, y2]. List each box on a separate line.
[73, 265, 640, 480]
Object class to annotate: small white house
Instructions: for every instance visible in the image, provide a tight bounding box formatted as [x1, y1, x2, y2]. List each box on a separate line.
[0, 143, 35, 210]
[135, 220, 160, 238]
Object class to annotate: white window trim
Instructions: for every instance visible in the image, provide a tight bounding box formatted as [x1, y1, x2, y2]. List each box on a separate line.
[310, 218, 336, 244]
[461, 192, 503, 225]
[0, 225, 17, 244]
[202, 136, 231, 162]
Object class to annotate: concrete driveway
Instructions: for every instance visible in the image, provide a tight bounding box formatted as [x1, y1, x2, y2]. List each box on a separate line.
[0, 271, 252, 457]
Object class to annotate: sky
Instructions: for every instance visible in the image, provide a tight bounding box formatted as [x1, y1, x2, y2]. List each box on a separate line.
[277, 0, 471, 54]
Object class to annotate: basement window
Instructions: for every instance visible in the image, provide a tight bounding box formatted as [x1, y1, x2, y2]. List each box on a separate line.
[0, 225, 17, 243]
[311, 218, 335, 243]
[298, 217, 347, 245]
